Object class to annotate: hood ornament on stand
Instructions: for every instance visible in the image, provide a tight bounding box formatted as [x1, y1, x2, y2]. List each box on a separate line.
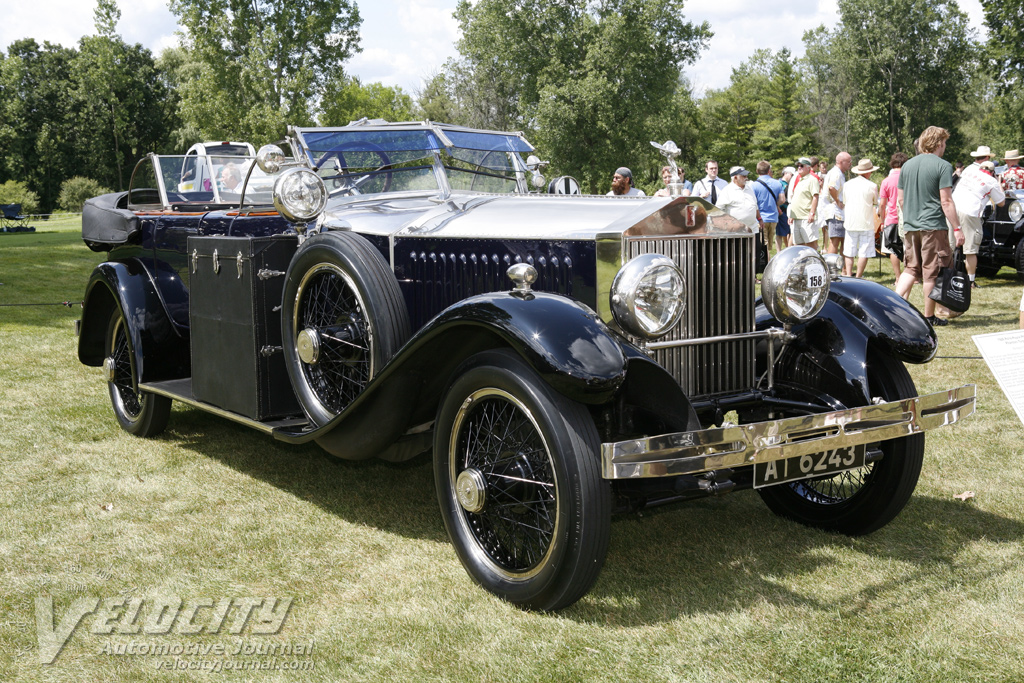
[651, 140, 685, 197]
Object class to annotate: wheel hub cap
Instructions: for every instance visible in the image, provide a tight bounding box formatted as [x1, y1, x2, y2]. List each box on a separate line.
[296, 328, 321, 365]
[102, 357, 116, 382]
[456, 468, 487, 513]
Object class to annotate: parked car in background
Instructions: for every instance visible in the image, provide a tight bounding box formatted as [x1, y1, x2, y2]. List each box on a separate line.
[977, 189, 1024, 279]
[77, 120, 975, 610]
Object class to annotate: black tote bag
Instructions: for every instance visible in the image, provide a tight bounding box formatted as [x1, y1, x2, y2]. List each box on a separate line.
[928, 247, 971, 313]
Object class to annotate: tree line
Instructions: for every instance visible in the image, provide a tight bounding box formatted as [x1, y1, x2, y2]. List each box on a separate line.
[1, 0, 1020, 211]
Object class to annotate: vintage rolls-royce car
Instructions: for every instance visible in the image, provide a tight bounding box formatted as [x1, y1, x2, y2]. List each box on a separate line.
[976, 188, 1024, 279]
[77, 120, 975, 611]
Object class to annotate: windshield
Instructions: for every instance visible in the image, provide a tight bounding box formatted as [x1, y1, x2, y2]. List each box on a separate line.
[129, 155, 259, 209]
[293, 125, 533, 197]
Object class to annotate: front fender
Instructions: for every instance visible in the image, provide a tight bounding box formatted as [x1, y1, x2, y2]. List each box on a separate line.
[825, 277, 937, 363]
[283, 291, 628, 457]
[756, 277, 936, 406]
[78, 261, 188, 382]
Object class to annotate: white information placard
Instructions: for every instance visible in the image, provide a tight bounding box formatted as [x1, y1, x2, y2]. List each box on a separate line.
[972, 329, 1024, 426]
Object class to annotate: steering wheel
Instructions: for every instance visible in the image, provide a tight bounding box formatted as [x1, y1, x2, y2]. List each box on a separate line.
[319, 142, 393, 195]
[469, 149, 507, 192]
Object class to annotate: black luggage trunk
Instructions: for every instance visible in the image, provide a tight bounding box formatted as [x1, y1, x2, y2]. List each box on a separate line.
[188, 235, 301, 420]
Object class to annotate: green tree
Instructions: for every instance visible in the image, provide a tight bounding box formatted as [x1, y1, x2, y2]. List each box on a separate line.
[0, 180, 41, 215]
[980, 0, 1024, 143]
[449, 0, 711, 192]
[169, 0, 362, 143]
[696, 49, 814, 172]
[416, 70, 465, 125]
[320, 76, 415, 126]
[58, 177, 112, 213]
[0, 39, 78, 211]
[75, 1, 175, 190]
[801, 0, 977, 162]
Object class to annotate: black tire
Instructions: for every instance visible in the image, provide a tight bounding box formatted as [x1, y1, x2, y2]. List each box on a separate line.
[433, 349, 611, 611]
[757, 351, 924, 536]
[104, 309, 170, 437]
[282, 231, 410, 426]
[1015, 239, 1024, 282]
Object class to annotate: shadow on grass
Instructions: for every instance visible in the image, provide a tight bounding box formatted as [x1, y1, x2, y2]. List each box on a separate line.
[159, 405, 1024, 625]
[570, 492, 1024, 625]
[165, 405, 446, 544]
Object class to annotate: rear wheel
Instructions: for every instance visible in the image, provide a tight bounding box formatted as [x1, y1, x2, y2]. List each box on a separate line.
[103, 309, 170, 437]
[757, 352, 924, 536]
[434, 350, 611, 611]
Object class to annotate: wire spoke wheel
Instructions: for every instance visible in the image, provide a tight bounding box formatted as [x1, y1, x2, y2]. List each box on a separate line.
[109, 316, 143, 417]
[282, 231, 410, 432]
[758, 351, 924, 535]
[434, 350, 610, 611]
[453, 389, 558, 576]
[789, 462, 874, 505]
[295, 264, 372, 414]
[103, 310, 170, 437]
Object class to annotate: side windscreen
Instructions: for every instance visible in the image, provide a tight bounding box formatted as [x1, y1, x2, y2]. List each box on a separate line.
[128, 158, 163, 209]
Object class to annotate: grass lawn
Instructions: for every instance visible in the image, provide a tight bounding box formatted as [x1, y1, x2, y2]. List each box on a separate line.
[2, 227, 1023, 682]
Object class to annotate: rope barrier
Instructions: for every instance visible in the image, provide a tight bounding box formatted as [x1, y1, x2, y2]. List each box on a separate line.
[0, 301, 81, 308]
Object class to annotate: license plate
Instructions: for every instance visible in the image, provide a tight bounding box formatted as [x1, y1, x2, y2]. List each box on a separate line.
[753, 445, 866, 489]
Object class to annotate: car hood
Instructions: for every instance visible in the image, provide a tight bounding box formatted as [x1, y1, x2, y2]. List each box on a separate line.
[319, 192, 732, 240]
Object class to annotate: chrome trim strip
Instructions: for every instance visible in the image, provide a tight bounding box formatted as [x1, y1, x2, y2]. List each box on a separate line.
[601, 384, 976, 479]
[647, 328, 787, 350]
[139, 382, 308, 435]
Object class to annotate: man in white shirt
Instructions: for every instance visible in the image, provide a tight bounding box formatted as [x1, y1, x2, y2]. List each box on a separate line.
[693, 159, 728, 204]
[951, 159, 1005, 287]
[961, 145, 993, 184]
[820, 152, 852, 255]
[715, 166, 760, 231]
[842, 158, 880, 278]
[607, 167, 646, 196]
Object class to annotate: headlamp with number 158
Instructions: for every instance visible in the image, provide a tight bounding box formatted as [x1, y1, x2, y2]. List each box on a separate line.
[760, 246, 830, 323]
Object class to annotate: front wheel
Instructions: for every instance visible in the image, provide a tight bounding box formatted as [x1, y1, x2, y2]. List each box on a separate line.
[757, 351, 924, 536]
[433, 350, 611, 611]
[103, 309, 170, 437]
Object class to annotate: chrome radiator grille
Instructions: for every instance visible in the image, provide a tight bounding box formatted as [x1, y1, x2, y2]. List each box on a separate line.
[627, 234, 757, 397]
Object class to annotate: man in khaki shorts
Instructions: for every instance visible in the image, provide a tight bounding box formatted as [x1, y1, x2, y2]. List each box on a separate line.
[896, 126, 964, 327]
[951, 160, 1005, 288]
[787, 157, 820, 248]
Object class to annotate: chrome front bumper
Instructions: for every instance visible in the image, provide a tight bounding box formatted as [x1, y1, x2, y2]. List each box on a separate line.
[601, 385, 976, 480]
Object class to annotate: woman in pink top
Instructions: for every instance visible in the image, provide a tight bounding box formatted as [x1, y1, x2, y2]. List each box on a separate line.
[878, 152, 908, 282]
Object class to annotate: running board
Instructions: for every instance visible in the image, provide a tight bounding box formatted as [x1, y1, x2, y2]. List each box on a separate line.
[140, 378, 309, 435]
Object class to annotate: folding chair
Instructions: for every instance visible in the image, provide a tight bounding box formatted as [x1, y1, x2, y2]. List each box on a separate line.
[1, 204, 34, 232]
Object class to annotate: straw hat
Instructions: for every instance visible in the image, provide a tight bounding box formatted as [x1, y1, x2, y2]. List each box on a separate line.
[969, 145, 993, 158]
[851, 158, 879, 175]
[1005, 149, 1022, 161]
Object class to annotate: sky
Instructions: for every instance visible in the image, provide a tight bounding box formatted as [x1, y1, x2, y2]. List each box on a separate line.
[1, 0, 987, 98]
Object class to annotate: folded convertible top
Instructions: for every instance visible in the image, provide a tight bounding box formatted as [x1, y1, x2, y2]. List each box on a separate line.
[82, 192, 139, 252]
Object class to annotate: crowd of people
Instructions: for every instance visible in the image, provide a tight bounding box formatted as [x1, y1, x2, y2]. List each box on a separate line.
[605, 130, 1023, 329]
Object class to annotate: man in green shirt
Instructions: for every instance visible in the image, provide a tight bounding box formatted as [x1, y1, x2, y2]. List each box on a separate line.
[896, 126, 964, 326]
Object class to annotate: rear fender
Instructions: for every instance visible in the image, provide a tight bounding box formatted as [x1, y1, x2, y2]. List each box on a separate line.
[78, 261, 188, 382]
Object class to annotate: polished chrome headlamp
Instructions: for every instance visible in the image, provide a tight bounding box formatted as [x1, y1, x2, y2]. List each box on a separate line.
[256, 144, 287, 174]
[1009, 199, 1023, 223]
[611, 254, 685, 339]
[821, 252, 843, 279]
[761, 246, 830, 323]
[273, 168, 327, 223]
